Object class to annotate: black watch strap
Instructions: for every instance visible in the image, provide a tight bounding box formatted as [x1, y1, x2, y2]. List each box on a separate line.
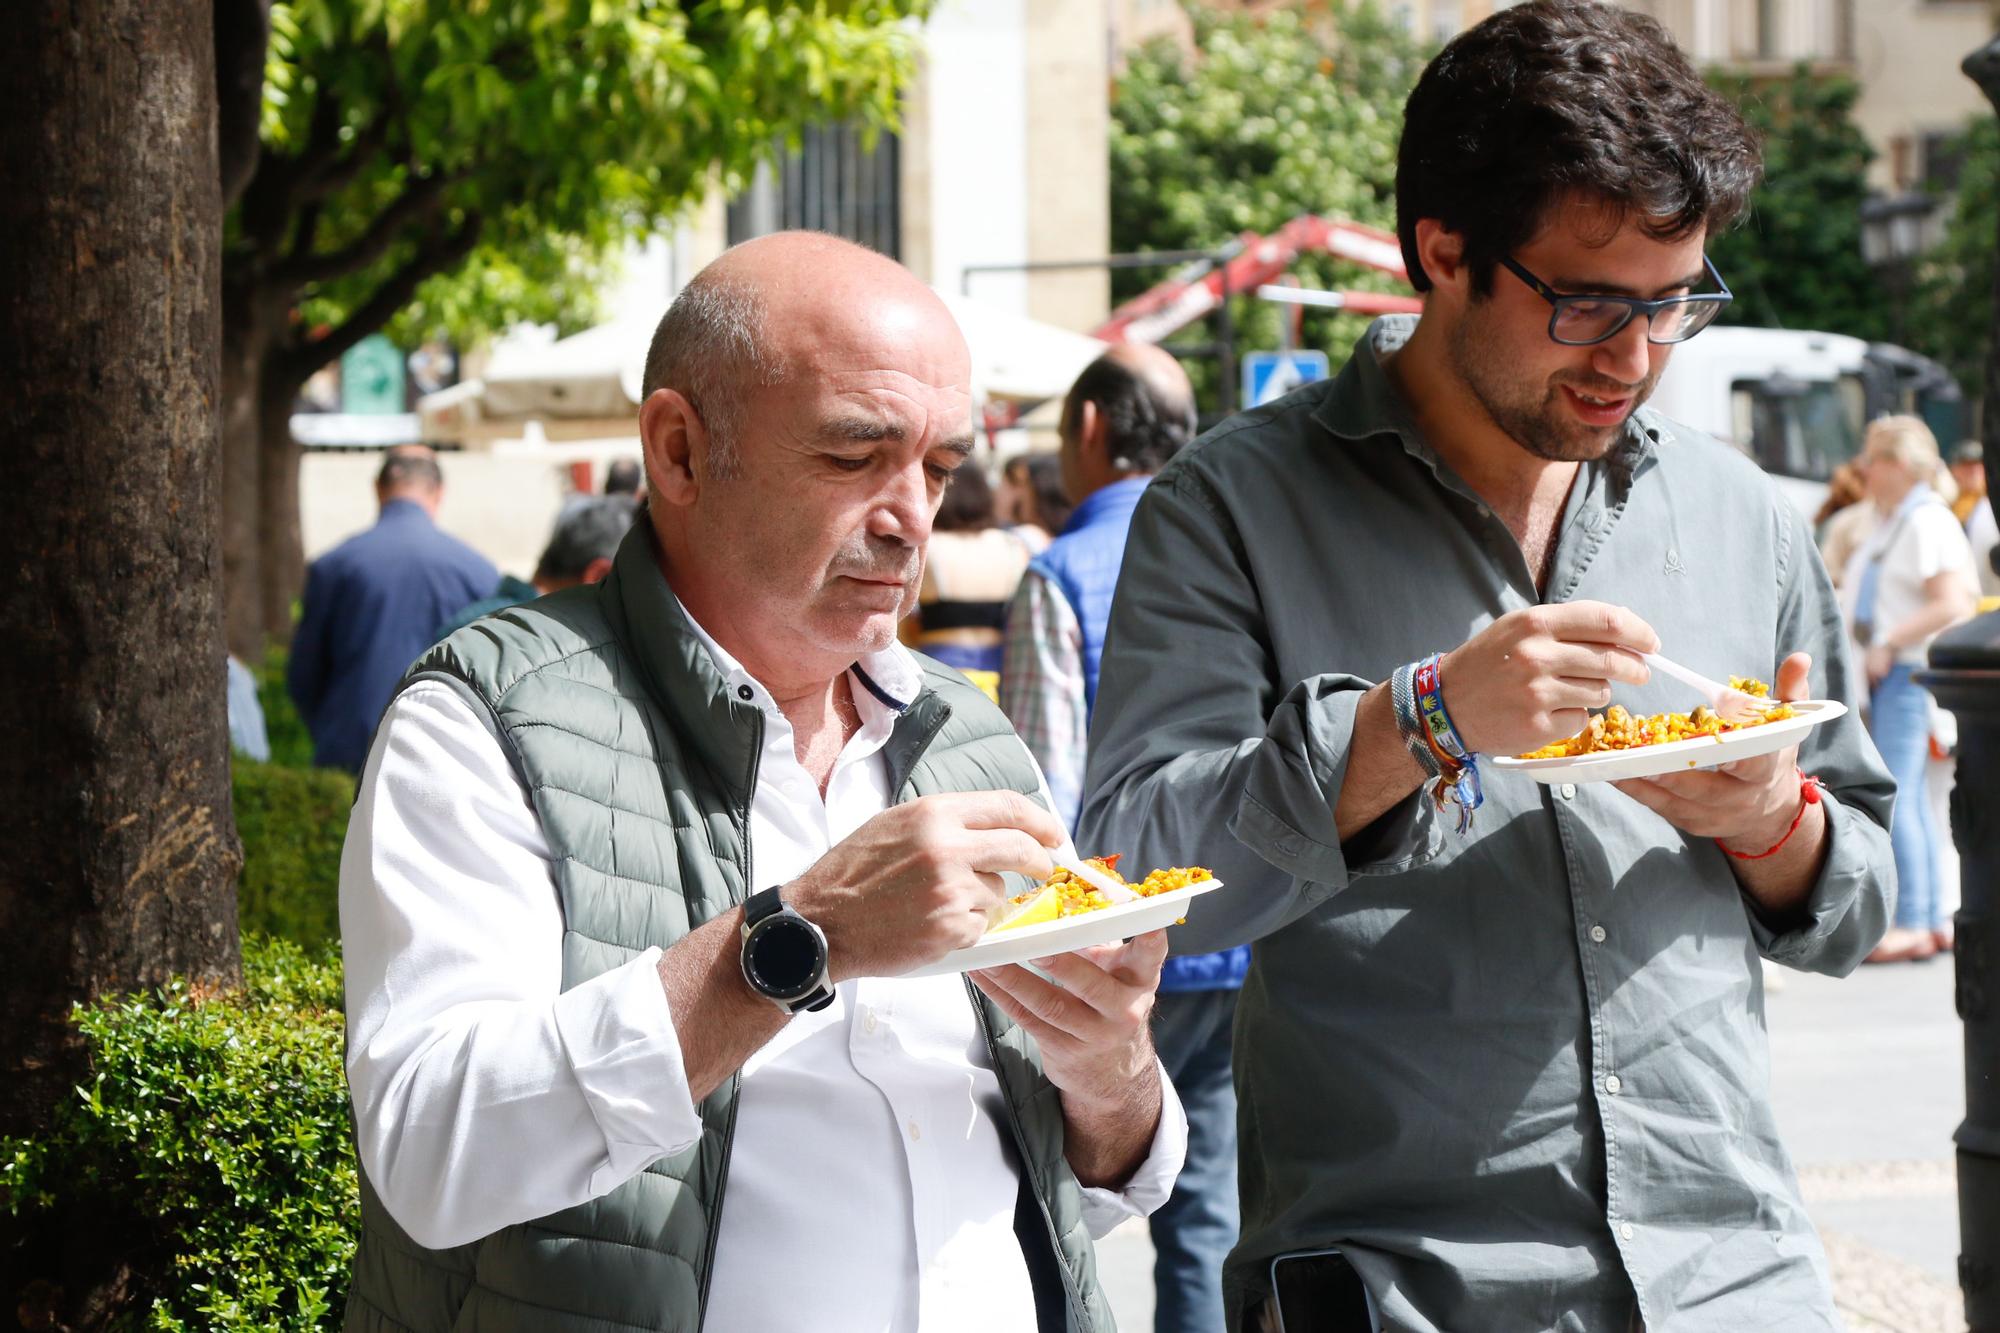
[743, 885, 786, 928]
[740, 886, 834, 1014]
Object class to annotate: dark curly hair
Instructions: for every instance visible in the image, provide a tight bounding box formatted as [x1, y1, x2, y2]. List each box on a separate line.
[1396, 0, 1761, 295]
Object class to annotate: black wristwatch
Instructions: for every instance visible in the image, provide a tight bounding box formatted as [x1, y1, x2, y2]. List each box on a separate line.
[739, 887, 835, 1013]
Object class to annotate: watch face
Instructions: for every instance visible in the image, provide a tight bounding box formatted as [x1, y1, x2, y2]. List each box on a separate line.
[747, 915, 825, 1001]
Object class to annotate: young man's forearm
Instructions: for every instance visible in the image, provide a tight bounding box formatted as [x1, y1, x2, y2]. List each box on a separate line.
[1334, 682, 1430, 843]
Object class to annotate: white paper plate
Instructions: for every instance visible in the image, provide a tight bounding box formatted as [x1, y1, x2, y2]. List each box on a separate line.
[902, 878, 1225, 978]
[1487, 699, 1848, 785]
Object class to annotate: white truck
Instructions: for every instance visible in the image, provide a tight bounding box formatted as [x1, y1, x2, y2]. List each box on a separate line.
[1647, 326, 1964, 517]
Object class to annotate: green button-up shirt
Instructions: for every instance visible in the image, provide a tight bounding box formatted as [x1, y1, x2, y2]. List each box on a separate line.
[1081, 317, 1895, 1332]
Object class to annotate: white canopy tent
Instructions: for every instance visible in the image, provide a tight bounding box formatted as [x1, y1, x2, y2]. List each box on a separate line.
[419, 292, 1108, 450]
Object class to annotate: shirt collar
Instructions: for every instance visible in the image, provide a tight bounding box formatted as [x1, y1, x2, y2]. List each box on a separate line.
[671, 595, 921, 730]
[1310, 315, 1663, 485]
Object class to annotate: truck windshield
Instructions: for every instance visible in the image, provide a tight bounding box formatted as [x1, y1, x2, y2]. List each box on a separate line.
[1729, 374, 1866, 482]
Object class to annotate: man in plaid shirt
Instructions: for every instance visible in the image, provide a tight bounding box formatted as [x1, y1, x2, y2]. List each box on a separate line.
[999, 344, 1249, 1333]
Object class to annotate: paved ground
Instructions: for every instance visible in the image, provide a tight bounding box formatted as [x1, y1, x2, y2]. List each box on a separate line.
[1097, 956, 1964, 1331]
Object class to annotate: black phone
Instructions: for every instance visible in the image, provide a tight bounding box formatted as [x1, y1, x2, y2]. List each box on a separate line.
[1265, 1247, 1379, 1333]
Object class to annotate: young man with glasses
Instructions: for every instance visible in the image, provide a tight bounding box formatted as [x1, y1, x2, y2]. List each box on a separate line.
[1080, 3, 1895, 1329]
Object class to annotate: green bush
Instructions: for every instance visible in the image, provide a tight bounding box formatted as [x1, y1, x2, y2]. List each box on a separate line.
[233, 758, 353, 950]
[0, 935, 356, 1331]
[254, 644, 317, 771]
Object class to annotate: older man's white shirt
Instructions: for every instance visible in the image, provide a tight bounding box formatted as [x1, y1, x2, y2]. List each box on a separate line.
[341, 617, 1185, 1331]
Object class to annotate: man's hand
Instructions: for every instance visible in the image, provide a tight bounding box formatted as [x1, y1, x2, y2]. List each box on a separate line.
[1440, 601, 1661, 757]
[971, 931, 1168, 1188]
[785, 791, 1065, 982]
[1612, 652, 1816, 849]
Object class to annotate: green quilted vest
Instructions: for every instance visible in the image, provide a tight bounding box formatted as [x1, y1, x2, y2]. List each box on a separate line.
[343, 527, 1115, 1333]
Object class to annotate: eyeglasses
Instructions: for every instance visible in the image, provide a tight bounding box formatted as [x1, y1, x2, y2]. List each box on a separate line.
[1500, 254, 1732, 347]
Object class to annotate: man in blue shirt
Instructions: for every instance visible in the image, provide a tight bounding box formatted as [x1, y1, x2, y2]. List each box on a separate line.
[288, 446, 496, 771]
[1000, 344, 1245, 1333]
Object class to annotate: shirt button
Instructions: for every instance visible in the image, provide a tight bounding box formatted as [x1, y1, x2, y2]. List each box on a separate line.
[1558, 783, 1577, 800]
[736, 684, 754, 701]
[1620, 1221, 1636, 1242]
[1590, 925, 1607, 944]
[1604, 1073, 1623, 1095]
[864, 1008, 879, 1034]
[907, 1120, 922, 1141]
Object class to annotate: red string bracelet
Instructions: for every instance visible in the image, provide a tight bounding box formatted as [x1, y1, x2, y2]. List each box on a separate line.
[1720, 770, 1825, 861]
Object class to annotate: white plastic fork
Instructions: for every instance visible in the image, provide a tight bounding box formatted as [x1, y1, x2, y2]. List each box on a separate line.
[1057, 854, 1138, 904]
[1638, 651, 1774, 724]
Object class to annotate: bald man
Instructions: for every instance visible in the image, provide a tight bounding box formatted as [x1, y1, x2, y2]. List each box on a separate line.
[338, 234, 1185, 1333]
[995, 347, 1237, 1333]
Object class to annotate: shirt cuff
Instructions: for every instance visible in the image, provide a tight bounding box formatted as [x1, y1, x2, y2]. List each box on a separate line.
[1077, 1056, 1189, 1239]
[549, 946, 705, 1195]
[1232, 672, 1444, 892]
[1744, 790, 1894, 974]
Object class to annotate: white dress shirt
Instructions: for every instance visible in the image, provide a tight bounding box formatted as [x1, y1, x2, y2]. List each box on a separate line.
[341, 615, 1185, 1332]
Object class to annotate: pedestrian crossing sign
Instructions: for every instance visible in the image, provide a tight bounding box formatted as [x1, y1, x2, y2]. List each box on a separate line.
[1242, 350, 1331, 408]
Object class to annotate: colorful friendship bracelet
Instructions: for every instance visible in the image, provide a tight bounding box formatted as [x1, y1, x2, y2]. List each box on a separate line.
[1396, 654, 1484, 833]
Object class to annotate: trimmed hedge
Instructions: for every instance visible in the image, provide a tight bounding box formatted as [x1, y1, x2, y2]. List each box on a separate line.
[233, 758, 353, 951]
[254, 645, 317, 771]
[0, 936, 356, 1331]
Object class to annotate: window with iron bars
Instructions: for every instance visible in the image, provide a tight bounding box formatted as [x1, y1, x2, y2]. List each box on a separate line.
[727, 122, 901, 259]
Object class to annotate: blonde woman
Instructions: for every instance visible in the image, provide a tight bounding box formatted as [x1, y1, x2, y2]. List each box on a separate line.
[1842, 416, 1981, 961]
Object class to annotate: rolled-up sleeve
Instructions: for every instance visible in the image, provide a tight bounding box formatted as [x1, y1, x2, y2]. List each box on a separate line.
[1080, 465, 1441, 956]
[341, 683, 706, 1250]
[1751, 500, 1896, 973]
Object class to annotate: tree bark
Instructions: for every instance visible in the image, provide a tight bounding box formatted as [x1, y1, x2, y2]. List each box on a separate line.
[256, 357, 309, 644]
[220, 287, 269, 660]
[0, 0, 243, 1163]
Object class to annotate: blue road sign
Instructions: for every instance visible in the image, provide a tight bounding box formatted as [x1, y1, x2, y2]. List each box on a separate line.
[1242, 350, 1330, 408]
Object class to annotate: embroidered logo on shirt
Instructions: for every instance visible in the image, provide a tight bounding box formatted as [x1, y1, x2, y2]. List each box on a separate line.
[1664, 548, 1687, 577]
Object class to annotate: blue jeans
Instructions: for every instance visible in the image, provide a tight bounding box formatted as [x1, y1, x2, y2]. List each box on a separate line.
[1870, 664, 1948, 930]
[1150, 987, 1240, 1333]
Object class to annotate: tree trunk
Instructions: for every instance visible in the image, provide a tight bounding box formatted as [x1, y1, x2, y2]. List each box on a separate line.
[220, 291, 268, 661]
[220, 288, 312, 662]
[0, 0, 243, 1164]
[257, 359, 309, 648]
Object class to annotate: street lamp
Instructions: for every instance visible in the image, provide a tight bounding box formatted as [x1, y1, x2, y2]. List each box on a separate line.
[1924, 34, 2000, 1333]
[1860, 192, 1937, 347]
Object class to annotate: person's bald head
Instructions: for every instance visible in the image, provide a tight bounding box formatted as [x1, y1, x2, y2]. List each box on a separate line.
[640, 233, 965, 481]
[635, 232, 977, 693]
[1057, 343, 1196, 503]
[376, 443, 444, 515]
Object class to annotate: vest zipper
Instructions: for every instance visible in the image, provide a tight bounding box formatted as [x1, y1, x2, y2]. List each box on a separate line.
[694, 707, 764, 1332]
[969, 986, 1092, 1332]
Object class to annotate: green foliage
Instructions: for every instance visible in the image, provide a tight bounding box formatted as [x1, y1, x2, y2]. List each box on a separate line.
[254, 644, 317, 770]
[234, 757, 354, 950]
[1, 936, 354, 1331]
[1109, 3, 1429, 409]
[249, 0, 929, 364]
[1910, 115, 2000, 401]
[1707, 67, 1888, 340]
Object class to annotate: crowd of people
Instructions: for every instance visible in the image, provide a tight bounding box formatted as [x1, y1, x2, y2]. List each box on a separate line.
[260, 3, 1997, 1330]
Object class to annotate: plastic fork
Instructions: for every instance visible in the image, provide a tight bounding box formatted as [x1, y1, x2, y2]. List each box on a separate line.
[1057, 854, 1137, 904]
[1638, 651, 1775, 724]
